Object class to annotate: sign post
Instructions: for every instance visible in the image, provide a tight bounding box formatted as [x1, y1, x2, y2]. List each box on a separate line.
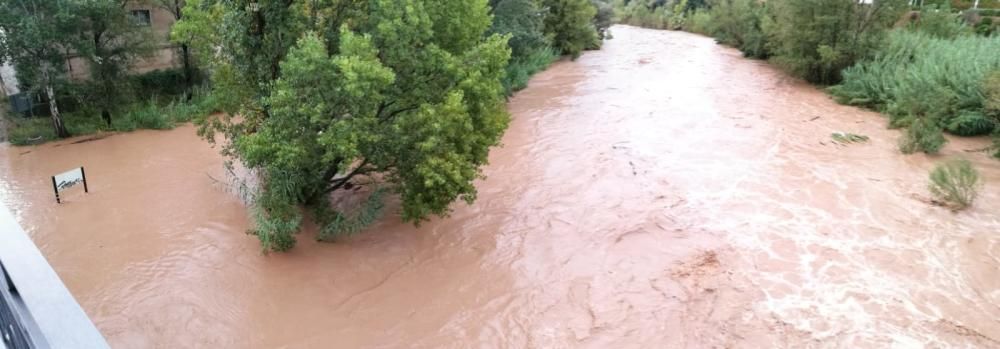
[52, 167, 88, 204]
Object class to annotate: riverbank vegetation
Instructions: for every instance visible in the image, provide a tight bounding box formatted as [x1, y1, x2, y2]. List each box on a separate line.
[166, 0, 611, 252]
[2, 0, 612, 251]
[613, 0, 1000, 156]
[929, 159, 982, 210]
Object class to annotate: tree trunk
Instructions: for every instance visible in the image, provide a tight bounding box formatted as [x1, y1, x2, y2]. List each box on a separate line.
[45, 84, 69, 138]
[181, 43, 194, 101]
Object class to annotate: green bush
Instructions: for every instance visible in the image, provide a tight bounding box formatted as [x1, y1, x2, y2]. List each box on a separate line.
[686, 8, 716, 35]
[502, 47, 558, 94]
[928, 159, 981, 210]
[945, 110, 994, 136]
[543, 0, 601, 58]
[900, 116, 948, 154]
[491, 0, 550, 60]
[831, 30, 1000, 150]
[975, 17, 995, 36]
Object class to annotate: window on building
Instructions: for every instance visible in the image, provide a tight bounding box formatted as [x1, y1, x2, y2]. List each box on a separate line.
[130, 10, 151, 26]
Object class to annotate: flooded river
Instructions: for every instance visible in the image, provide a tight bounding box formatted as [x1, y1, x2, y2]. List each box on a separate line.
[2, 25, 1000, 348]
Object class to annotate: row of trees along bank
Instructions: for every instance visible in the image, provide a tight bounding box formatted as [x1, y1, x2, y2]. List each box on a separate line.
[0, 0, 204, 141]
[614, 0, 1000, 157]
[169, 0, 612, 252]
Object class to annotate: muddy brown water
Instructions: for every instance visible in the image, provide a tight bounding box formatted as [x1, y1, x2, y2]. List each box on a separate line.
[2, 26, 1000, 348]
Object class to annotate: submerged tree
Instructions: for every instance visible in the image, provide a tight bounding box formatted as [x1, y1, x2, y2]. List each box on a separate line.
[0, 0, 78, 138]
[186, 0, 511, 251]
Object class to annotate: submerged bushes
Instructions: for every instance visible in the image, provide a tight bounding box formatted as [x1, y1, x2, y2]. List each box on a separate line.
[830, 31, 1000, 153]
[928, 159, 981, 210]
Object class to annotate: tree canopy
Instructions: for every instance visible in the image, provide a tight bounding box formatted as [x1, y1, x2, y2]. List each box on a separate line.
[188, 0, 513, 251]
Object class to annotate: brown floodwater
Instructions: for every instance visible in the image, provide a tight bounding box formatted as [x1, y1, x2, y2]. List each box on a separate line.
[2, 25, 1000, 348]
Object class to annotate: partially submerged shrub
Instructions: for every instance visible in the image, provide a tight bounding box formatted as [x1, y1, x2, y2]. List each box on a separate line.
[900, 117, 947, 154]
[928, 159, 981, 210]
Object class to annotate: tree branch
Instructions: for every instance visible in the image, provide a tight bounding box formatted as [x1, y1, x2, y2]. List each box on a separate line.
[322, 159, 370, 194]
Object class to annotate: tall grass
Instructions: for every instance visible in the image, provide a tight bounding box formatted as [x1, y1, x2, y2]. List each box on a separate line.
[830, 30, 1000, 152]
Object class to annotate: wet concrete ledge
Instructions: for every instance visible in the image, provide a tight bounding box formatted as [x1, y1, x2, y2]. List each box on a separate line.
[0, 205, 108, 348]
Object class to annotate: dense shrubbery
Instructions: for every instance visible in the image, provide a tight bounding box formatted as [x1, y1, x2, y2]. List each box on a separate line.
[704, 0, 771, 58]
[766, 0, 908, 85]
[830, 31, 1000, 152]
[544, 0, 603, 57]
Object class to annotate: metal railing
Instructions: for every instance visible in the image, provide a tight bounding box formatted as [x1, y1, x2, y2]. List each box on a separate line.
[0, 206, 108, 349]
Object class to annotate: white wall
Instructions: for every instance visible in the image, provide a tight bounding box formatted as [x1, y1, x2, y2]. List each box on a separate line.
[0, 61, 18, 96]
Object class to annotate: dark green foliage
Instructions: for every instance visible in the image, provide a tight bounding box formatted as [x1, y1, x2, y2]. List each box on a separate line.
[492, 0, 550, 59]
[976, 17, 996, 36]
[767, 0, 908, 85]
[544, 0, 601, 57]
[945, 110, 995, 136]
[186, 0, 513, 251]
[928, 159, 981, 210]
[503, 47, 558, 93]
[133, 69, 198, 99]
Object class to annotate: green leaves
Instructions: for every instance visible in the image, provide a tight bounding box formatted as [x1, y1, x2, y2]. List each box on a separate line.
[543, 0, 599, 58]
[187, 0, 511, 251]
